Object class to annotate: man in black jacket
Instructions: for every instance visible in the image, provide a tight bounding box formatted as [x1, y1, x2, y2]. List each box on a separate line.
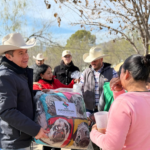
[31, 53, 45, 82]
[53, 50, 79, 85]
[0, 33, 48, 150]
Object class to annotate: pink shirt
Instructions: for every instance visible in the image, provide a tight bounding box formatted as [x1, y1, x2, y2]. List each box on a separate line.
[90, 91, 150, 150]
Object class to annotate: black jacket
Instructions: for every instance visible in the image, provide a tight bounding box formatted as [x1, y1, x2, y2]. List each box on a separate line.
[53, 61, 79, 85]
[0, 57, 40, 149]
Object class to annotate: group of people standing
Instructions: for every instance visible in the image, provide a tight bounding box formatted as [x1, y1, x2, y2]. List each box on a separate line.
[0, 32, 150, 150]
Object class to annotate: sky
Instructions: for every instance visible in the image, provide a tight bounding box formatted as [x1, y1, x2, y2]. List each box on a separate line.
[0, 0, 117, 46]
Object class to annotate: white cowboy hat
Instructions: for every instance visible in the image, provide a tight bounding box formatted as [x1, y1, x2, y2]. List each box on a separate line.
[33, 53, 45, 60]
[83, 47, 107, 63]
[0, 33, 36, 55]
[62, 50, 72, 57]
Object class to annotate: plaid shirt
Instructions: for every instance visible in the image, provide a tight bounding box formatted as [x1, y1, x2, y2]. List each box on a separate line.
[80, 65, 118, 105]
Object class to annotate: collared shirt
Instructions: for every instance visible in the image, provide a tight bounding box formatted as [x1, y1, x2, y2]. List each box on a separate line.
[80, 65, 118, 106]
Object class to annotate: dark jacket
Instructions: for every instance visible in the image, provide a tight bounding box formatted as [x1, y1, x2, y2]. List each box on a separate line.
[0, 57, 40, 149]
[53, 61, 79, 85]
[30, 63, 39, 82]
[82, 63, 114, 110]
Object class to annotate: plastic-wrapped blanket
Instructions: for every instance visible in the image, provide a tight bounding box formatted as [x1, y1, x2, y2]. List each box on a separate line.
[34, 88, 90, 149]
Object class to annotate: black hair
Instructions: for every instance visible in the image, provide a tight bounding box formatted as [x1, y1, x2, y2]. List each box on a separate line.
[34, 64, 52, 82]
[122, 54, 150, 81]
[118, 65, 123, 77]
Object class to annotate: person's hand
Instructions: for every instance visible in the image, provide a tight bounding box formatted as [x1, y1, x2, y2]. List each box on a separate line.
[92, 124, 106, 134]
[97, 128, 106, 134]
[110, 78, 123, 91]
[74, 78, 80, 83]
[87, 117, 91, 126]
[91, 124, 98, 131]
[42, 89, 50, 93]
[35, 128, 49, 139]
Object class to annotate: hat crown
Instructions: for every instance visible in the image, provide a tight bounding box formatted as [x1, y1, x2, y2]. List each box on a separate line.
[2, 33, 26, 47]
[83, 46, 106, 63]
[37, 53, 43, 58]
[33, 53, 45, 60]
[89, 47, 103, 56]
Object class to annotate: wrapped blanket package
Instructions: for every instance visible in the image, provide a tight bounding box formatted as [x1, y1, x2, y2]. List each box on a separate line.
[34, 88, 90, 149]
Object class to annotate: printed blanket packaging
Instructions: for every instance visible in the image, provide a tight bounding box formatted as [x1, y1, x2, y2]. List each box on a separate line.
[34, 88, 90, 149]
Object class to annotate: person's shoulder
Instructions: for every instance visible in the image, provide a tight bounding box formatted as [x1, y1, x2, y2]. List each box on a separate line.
[53, 77, 59, 82]
[73, 65, 79, 71]
[0, 65, 14, 77]
[115, 92, 139, 106]
[54, 65, 61, 71]
[30, 63, 36, 68]
[83, 67, 92, 73]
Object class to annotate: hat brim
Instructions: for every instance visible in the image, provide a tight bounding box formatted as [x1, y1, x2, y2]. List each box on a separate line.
[62, 54, 72, 57]
[0, 38, 36, 55]
[33, 56, 45, 60]
[83, 53, 107, 63]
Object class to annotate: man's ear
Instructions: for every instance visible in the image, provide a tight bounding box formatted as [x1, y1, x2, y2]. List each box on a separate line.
[5, 54, 13, 61]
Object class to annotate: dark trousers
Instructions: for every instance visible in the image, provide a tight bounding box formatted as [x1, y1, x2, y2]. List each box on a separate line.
[43, 146, 60, 150]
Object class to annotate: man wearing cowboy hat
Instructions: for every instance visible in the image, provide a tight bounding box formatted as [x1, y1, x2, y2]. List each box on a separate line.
[54, 50, 79, 85]
[32, 53, 45, 66]
[31, 53, 45, 82]
[80, 47, 117, 114]
[0, 33, 49, 150]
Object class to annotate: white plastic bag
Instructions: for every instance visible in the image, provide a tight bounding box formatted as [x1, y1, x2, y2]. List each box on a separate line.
[71, 71, 81, 79]
[71, 71, 82, 94]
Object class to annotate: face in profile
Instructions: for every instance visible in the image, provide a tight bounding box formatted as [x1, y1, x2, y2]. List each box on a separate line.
[5, 49, 29, 68]
[40, 67, 53, 81]
[62, 54, 72, 65]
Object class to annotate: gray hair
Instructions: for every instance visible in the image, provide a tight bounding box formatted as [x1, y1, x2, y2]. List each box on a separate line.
[5, 50, 15, 57]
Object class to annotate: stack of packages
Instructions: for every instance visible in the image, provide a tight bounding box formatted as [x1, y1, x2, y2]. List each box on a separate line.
[34, 88, 90, 149]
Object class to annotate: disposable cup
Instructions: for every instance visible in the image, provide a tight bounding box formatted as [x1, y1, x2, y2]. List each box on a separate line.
[94, 111, 108, 129]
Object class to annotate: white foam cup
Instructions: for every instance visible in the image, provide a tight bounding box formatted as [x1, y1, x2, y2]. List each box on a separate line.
[94, 111, 108, 129]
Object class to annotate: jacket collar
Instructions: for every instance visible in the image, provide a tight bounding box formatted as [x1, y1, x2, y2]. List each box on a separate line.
[38, 76, 55, 84]
[60, 60, 74, 70]
[101, 63, 111, 73]
[1, 56, 27, 74]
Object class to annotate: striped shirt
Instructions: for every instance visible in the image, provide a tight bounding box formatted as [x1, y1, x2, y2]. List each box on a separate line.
[80, 65, 118, 106]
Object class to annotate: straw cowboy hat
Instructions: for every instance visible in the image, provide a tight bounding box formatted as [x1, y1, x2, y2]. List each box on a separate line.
[114, 62, 124, 72]
[33, 53, 45, 60]
[0, 33, 36, 55]
[83, 47, 107, 63]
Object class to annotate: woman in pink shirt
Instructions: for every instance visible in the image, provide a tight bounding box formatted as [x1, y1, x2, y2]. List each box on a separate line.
[90, 54, 150, 150]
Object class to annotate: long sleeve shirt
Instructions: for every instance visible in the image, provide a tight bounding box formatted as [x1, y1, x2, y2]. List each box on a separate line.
[90, 91, 150, 150]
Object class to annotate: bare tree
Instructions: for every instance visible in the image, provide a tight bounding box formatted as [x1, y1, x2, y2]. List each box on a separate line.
[0, 0, 60, 47]
[48, 0, 150, 55]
